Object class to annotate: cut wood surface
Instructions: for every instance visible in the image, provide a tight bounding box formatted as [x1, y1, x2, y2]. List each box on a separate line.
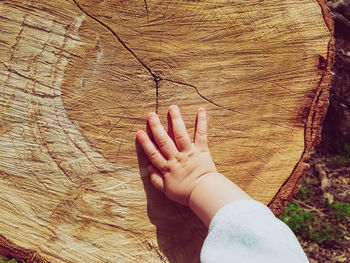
[0, 0, 334, 262]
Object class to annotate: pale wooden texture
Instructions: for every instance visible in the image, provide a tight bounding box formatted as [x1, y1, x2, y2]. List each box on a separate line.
[0, 0, 333, 262]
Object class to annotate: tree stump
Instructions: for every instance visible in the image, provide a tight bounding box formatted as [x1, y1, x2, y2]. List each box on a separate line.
[0, 0, 334, 262]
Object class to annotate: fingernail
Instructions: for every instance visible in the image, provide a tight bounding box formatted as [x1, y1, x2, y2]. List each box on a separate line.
[147, 112, 157, 121]
[136, 130, 144, 137]
[169, 105, 179, 113]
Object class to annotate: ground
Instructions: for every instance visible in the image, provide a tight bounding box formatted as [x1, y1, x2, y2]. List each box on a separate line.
[284, 150, 350, 262]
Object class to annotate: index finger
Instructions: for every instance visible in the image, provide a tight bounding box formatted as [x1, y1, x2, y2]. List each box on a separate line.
[148, 112, 178, 158]
[136, 130, 166, 171]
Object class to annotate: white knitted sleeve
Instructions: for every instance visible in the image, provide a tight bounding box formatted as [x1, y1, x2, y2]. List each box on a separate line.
[201, 200, 309, 263]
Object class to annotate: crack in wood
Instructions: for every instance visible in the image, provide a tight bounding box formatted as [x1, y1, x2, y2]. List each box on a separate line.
[71, 0, 252, 116]
[162, 78, 294, 131]
[162, 78, 247, 115]
[72, 0, 161, 112]
[72, 0, 155, 77]
[71, 0, 295, 133]
[155, 79, 159, 113]
[143, 0, 149, 20]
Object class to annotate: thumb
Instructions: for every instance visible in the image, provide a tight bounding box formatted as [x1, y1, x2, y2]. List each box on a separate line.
[147, 164, 165, 193]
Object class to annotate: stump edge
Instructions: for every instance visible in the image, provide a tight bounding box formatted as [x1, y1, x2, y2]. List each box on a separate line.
[268, 0, 335, 215]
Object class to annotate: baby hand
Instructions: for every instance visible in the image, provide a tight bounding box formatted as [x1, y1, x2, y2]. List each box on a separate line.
[136, 105, 217, 205]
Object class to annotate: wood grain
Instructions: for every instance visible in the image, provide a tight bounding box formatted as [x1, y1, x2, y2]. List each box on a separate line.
[0, 0, 334, 262]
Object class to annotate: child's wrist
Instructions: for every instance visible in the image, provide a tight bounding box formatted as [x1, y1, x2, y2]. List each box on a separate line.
[188, 172, 252, 227]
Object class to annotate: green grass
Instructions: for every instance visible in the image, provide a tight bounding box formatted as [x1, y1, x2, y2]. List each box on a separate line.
[279, 194, 350, 245]
[331, 201, 350, 221]
[280, 142, 350, 245]
[0, 256, 18, 263]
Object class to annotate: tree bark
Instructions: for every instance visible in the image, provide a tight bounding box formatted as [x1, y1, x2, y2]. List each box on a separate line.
[0, 0, 334, 262]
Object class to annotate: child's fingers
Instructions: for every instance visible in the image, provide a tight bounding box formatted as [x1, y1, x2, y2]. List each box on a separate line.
[148, 164, 165, 193]
[168, 105, 191, 151]
[148, 112, 178, 158]
[136, 130, 166, 171]
[146, 120, 156, 145]
[167, 111, 175, 142]
[194, 108, 208, 148]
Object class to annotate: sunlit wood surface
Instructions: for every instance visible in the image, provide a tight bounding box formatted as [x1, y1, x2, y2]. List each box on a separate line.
[0, 0, 333, 262]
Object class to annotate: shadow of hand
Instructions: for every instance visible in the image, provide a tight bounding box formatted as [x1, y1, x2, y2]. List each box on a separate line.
[136, 140, 206, 263]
